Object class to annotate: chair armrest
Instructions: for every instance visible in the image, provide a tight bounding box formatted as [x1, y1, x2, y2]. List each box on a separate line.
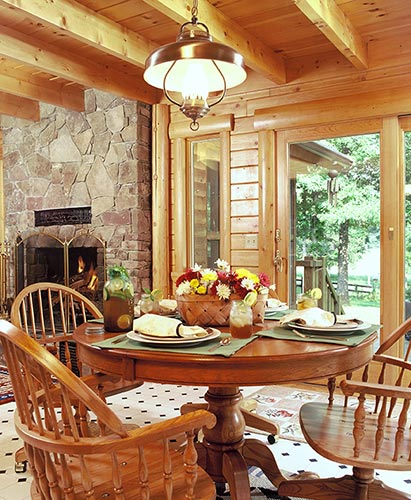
[341, 378, 411, 400]
[372, 353, 411, 372]
[17, 409, 216, 455]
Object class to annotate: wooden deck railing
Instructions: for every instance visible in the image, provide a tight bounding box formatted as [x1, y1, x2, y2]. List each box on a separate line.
[296, 256, 344, 314]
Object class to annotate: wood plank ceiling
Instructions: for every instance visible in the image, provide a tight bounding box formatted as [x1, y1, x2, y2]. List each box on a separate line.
[0, 0, 410, 121]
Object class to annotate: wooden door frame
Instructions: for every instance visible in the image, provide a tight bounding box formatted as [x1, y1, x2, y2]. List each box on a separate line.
[273, 118, 404, 350]
[164, 113, 234, 293]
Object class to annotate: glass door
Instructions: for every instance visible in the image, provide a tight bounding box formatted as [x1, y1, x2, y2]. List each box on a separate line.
[288, 134, 381, 327]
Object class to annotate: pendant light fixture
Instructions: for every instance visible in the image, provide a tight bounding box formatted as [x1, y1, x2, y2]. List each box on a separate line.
[144, 0, 247, 131]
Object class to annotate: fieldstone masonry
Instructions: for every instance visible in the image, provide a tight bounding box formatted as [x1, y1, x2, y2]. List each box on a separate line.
[1, 89, 152, 298]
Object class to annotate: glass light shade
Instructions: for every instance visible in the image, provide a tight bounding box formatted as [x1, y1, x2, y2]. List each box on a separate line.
[143, 18, 246, 129]
[144, 51, 246, 92]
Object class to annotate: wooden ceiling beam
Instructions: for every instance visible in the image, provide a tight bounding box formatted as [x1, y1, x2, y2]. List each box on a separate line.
[293, 0, 368, 70]
[0, 0, 157, 68]
[0, 70, 84, 112]
[142, 0, 287, 85]
[0, 27, 160, 104]
[0, 91, 39, 121]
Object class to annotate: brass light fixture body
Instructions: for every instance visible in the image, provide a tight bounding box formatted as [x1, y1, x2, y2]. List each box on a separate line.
[144, 1, 246, 130]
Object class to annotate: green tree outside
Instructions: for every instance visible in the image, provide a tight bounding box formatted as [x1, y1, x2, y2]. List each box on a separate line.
[296, 135, 380, 305]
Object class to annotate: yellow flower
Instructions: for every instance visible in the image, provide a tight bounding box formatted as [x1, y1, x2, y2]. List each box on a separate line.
[190, 278, 200, 289]
[202, 271, 218, 282]
[196, 285, 207, 295]
[236, 268, 259, 284]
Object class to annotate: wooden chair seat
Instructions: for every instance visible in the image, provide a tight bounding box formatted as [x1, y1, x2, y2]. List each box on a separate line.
[278, 379, 411, 500]
[0, 319, 217, 499]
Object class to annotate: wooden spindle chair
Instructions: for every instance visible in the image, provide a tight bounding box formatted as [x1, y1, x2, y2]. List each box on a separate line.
[278, 317, 411, 500]
[0, 319, 216, 499]
[10, 282, 143, 471]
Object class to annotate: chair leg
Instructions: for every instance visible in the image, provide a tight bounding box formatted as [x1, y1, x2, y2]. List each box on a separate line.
[15, 446, 27, 473]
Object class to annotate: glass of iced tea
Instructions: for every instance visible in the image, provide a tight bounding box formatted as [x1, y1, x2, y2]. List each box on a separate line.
[229, 300, 253, 338]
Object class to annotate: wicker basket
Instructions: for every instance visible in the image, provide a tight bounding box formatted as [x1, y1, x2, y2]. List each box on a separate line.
[176, 293, 267, 326]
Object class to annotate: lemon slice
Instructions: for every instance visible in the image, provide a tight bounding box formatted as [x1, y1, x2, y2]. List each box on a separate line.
[151, 288, 164, 301]
[243, 290, 258, 307]
[310, 288, 322, 299]
[117, 314, 132, 330]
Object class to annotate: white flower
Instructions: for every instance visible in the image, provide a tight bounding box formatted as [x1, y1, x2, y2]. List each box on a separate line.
[215, 258, 230, 272]
[216, 283, 231, 299]
[241, 277, 256, 291]
[192, 263, 202, 272]
[176, 281, 192, 296]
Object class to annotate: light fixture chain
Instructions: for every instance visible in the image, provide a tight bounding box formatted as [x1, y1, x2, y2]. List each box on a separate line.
[191, 0, 198, 19]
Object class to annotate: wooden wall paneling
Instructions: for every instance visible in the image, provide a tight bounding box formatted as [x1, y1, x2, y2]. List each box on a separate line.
[0, 130, 3, 241]
[152, 104, 170, 295]
[169, 114, 234, 140]
[231, 132, 259, 151]
[229, 122, 259, 268]
[231, 148, 258, 168]
[245, 71, 407, 117]
[231, 165, 258, 183]
[220, 131, 231, 263]
[231, 183, 259, 200]
[231, 250, 259, 270]
[254, 87, 411, 131]
[399, 116, 411, 131]
[231, 199, 258, 216]
[258, 129, 275, 281]
[231, 216, 258, 234]
[277, 119, 381, 143]
[232, 116, 256, 135]
[380, 116, 404, 352]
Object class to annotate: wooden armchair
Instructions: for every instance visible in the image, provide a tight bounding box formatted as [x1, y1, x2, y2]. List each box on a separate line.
[10, 282, 143, 470]
[278, 376, 411, 499]
[0, 319, 216, 499]
[278, 318, 411, 500]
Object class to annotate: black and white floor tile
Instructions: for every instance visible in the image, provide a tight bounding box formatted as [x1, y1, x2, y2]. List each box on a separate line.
[0, 383, 410, 499]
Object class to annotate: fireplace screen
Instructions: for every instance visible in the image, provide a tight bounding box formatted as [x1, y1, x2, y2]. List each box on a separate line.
[15, 232, 106, 309]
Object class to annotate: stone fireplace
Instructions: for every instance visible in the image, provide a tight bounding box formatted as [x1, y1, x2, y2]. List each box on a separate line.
[1, 88, 152, 304]
[15, 230, 105, 309]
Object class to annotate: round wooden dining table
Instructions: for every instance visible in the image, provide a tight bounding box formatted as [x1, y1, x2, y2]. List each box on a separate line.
[74, 321, 377, 500]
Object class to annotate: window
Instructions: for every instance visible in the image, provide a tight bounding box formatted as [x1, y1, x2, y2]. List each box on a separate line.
[190, 138, 221, 267]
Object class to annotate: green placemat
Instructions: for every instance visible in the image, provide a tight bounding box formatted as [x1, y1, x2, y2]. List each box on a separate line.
[92, 333, 256, 357]
[256, 324, 379, 346]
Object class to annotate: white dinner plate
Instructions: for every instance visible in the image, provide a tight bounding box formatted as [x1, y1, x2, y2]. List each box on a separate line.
[265, 304, 288, 313]
[126, 328, 221, 346]
[289, 320, 371, 334]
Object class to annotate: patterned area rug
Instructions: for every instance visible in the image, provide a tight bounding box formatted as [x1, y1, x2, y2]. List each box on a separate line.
[0, 365, 14, 404]
[247, 384, 343, 442]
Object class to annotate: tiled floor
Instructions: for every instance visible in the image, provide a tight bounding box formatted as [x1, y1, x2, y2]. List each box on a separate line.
[0, 383, 410, 499]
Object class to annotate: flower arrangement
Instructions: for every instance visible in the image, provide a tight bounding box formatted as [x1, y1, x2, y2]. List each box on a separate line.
[175, 258, 271, 301]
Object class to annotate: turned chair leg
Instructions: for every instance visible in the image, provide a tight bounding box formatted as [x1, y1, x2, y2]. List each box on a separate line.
[15, 446, 27, 473]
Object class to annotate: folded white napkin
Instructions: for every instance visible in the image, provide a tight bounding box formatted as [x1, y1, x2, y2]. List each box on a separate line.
[279, 307, 336, 327]
[133, 314, 209, 338]
[159, 299, 177, 314]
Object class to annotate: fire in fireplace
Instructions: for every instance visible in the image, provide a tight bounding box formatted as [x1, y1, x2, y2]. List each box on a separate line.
[15, 231, 106, 310]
